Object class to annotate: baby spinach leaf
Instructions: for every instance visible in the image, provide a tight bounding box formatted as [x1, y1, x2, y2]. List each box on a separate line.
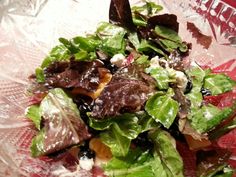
[138, 40, 166, 56]
[26, 105, 41, 130]
[132, 1, 163, 16]
[133, 16, 147, 27]
[159, 38, 179, 52]
[103, 129, 184, 177]
[204, 73, 236, 95]
[190, 104, 233, 133]
[96, 22, 127, 56]
[90, 113, 141, 140]
[145, 66, 170, 90]
[101, 124, 131, 157]
[148, 14, 179, 33]
[70, 35, 101, 52]
[41, 45, 71, 68]
[104, 149, 155, 177]
[59, 35, 101, 54]
[149, 129, 184, 177]
[155, 25, 181, 43]
[136, 112, 160, 132]
[186, 91, 203, 108]
[186, 63, 206, 107]
[145, 89, 179, 128]
[128, 32, 140, 50]
[90, 112, 159, 157]
[135, 55, 150, 66]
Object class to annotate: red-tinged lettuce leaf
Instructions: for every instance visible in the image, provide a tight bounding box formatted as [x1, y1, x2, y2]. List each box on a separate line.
[91, 65, 155, 119]
[44, 59, 111, 99]
[148, 14, 179, 32]
[30, 88, 91, 157]
[196, 149, 232, 177]
[91, 77, 153, 119]
[187, 22, 212, 49]
[109, 0, 135, 31]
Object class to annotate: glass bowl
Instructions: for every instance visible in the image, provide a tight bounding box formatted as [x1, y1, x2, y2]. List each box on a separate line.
[0, 0, 235, 176]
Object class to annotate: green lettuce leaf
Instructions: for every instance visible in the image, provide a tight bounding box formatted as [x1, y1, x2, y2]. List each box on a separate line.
[204, 73, 236, 95]
[90, 112, 160, 157]
[41, 45, 71, 68]
[90, 113, 142, 157]
[96, 22, 126, 56]
[189, 104, 233, 133]
[145, 66, 170, 90]
[35, 67, 45, 83]
[145, 89, 179, 128]
[26, 105, 41, 130]
[136, 112, 160, 132]
[103, 129, 184, 177]
[155, 25, 181, 43]
[211, 167, 234, 177]
[159, 39, 179, 53]
[100, 124, 131, 157]
[138, 40, 166, 57]
[186, 63, 206, 107]
[31, 129, 45, 157]
[132, 16, 147, 27]
[70, 35, 101, 52]
[149, 129, 184, 177]
[132, 1, 163, 16]
[104, 148, 155, 177]
[128, 32, 140, 50]
[135, 55, 150, 66]
[154, 25, 188, 53]
[59, 35, 101, 60]
[89, 113, 141, 139]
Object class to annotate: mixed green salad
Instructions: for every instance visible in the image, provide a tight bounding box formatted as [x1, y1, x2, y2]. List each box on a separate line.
[26, 0, 236, 176]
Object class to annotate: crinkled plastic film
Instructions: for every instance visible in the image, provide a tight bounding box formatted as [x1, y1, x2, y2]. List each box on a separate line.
[0, 0, 235, 176]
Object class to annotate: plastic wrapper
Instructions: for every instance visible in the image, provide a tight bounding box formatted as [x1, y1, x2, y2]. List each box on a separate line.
[0, 0, 235, 176]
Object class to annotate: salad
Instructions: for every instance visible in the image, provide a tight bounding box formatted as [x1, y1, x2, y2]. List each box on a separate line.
[25, 0, 236, 176]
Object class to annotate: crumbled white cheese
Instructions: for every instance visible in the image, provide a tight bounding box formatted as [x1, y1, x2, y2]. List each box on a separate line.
[175, 70, 188, 91]
[149, 56, 188, 91]
[79, 158, 94, 171]
[150, 56, 170, 69]
[110, 53, 126, 67]
[150, 56, 160, 68]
